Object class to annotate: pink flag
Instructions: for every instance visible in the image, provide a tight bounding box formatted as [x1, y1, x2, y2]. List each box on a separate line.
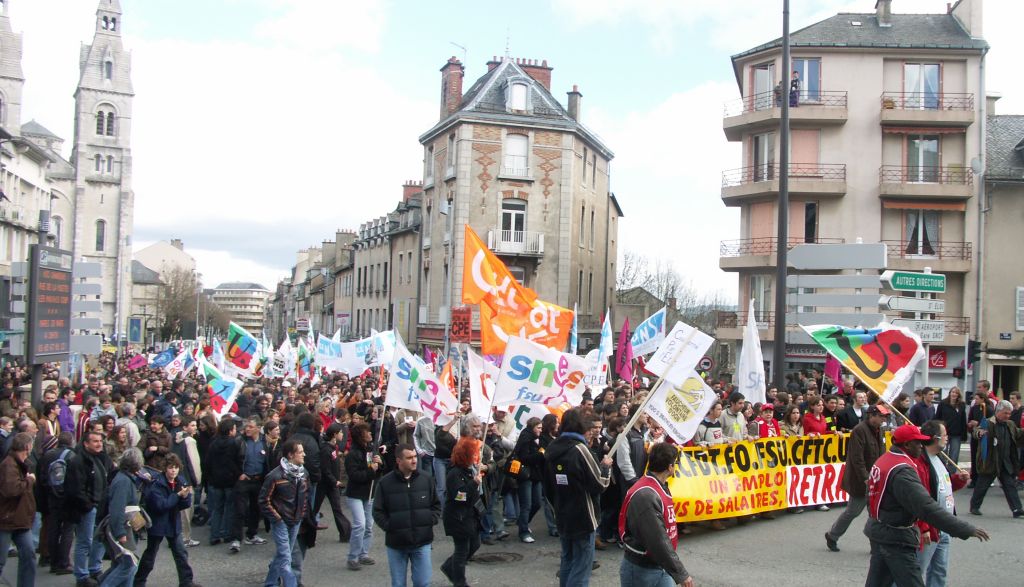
[127, 354, 147, 370]
[824, 354, 842, 388]
[615, 318, 634, 382]
[423, 346, 435, 369]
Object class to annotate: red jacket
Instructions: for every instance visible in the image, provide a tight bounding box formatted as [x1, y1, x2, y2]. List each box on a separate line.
[802, 412, 830, 435]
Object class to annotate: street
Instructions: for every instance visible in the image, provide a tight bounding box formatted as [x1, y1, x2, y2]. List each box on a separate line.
[9, 485, 1021, 587]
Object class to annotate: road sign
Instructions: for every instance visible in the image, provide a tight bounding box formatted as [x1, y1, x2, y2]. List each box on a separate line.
[27, 245, 73, 364]
[786, 293, 881, 307]
[879, 295, 945, 313]
[698, 356, 714, 372]
[788, 243, 887, 270]
[450, 306, 471, 343]
[881, 271, 946, 293]
[892, 319, 945, 343]
[786, 274, 882, 289]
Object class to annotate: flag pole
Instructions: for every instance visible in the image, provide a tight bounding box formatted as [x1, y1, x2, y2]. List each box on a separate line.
[876, 396, 966, 474]
[607, 329, 697, 458]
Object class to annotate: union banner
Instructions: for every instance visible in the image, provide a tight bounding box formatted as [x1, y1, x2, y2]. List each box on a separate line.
[667, 434, 863, 522]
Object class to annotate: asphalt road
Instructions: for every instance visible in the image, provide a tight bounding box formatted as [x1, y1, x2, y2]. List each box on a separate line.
[7, 485, 1022, 587]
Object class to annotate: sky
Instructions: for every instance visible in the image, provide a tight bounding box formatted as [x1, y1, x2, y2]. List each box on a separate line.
[8, 0, 1022, 297]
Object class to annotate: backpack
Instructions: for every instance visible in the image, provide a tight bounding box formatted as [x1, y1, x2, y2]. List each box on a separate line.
[47, 448, 72, 495]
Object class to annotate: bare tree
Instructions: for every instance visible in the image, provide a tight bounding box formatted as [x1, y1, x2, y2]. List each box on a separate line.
[154, 266, 199, 340]
[616, 250, 648, 292]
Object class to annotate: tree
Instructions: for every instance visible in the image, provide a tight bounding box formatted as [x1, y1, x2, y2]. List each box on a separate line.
[155, 266, 199, 341]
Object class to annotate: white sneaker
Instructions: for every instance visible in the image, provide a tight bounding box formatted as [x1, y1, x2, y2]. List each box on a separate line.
[244, 535, 267, 545]
[817, 505, 831, 512]
[229, 540, 241, 553]
[520, 534, 535, 543]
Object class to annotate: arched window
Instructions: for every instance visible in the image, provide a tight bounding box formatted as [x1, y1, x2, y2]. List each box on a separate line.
[51, 216, 63, 248]
[94, 154, 102, 172]
[102, 16, 109, 30]
[106, 112, 115, 136]
[106, 155, 114, 173]
[95, 220, 106, 251]
[96, 111, 105, 135]
[104, 60, 113, 80]
[110, 18, 117, 31]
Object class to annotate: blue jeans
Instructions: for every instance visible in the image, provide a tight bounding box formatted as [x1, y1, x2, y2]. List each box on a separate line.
[517, 479, 542, 537]
[944, 437, 962, 464]
[432, 458, 449, 510]
[503, 491, 518, 521]
[0, 528, 36, 587]
[558, 531, 596, 587]
[346, 497, 374, 562]
[386, 544, 432, 587]
[74, 507, 105, 580]
[99, 551, 138, 587]
[541, 483, 557, 534]
[264, 520, 299, 587]
[620, 556, 675, 587]
[917, 531, 950, 587]
[208, 486, 235, 541]
[418, 454, 433, 476]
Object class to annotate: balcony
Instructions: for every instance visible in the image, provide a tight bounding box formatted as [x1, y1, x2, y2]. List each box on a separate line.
[880, 93, 975, 127]
[719, 237, 845, 271]
[723, 90, 848, 141]
[882, 240, 972, 273]
[721, 163, 846, 205]
[498, 164, 532, 181]
[486, 229, 544, 257]
[878, 165, 973, 200]
[716, 311, 775, 341]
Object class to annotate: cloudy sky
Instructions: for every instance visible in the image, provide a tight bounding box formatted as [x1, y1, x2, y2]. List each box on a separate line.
[9, 0, 1020, 296]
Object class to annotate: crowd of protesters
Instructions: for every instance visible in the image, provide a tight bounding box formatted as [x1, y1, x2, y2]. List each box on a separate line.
[0, 352, 1020, 587]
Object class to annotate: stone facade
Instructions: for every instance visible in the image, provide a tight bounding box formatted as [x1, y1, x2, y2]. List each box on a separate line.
[211, 282, 270, 334]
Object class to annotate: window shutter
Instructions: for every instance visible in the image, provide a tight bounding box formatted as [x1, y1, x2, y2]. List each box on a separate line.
[1016, 286, 1024, 331]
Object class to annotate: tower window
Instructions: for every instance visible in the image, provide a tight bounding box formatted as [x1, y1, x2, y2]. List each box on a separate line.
[104, 61, 113, 80]
[95, 220, 106, 252]
[110, 18, 117, 31]
[106, 112, 115, 136]
[96, 112, 105, 135]
[102, 16, 109, 30]
[94, 154, 102, 172]
[106, 155, 114, 173]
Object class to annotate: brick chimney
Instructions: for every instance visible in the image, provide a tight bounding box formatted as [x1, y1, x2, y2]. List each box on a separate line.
[517, 58, 552, 91]
[440, 56, 464, 118]
[402, 180, 423, 201]
[487, 56, 501, 71]
[567, 85, 582, 121]
[875, 0, 892, 27]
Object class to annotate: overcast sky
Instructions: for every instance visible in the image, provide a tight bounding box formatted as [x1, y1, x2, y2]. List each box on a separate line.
[9, 0, 1020, 295]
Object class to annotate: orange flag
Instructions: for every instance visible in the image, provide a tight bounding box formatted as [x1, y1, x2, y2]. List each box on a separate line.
[440, 360, 456, 395]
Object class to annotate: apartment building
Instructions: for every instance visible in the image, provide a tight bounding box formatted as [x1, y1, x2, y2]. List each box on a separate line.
[717, 0, 986, 390]
[211, 282, 270, 333]
[415, 55, 622, 350]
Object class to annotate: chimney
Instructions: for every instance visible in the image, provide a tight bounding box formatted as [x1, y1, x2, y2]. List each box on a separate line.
[439, 56, 464, 119]
[487, 56, 501, 71]
[518, 58, 553, 91]
[170, 238, 184, 250]
[402, 180, 423, 201]
[875, 0, 892, 27]
[986, 93, 1001, 115]
[567, 85, 582, 121]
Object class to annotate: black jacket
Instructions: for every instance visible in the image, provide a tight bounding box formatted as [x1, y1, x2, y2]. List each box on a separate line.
[621, 475, 688, 585]
[62, 445, 111, 521]
[836, 405, 866, 432]
[344, 444, 381, 501]
[513, 429, 544, 482]
[288, 426, 322, 483]
[320, 441, 343, 488]
[936, 401, 968, 440]
[205, 435, 242, 489]
[259, 465, 309, 525]
[144, 473, 192, 537]
[864, 449, 976, 549]
[543, 432, 611, 539]
[442, 466, 481, 539]
[372, 469, 440, 548]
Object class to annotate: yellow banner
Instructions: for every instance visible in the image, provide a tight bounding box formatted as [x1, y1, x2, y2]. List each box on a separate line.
[667, 434, 854, 522]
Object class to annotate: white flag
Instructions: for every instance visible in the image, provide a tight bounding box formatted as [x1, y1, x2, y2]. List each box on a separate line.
[163, 350, 190, 380]
[467, 348, 500, 423]
[646, 321, 715, 387]
[737, 299, 767, 405]
[386, 337, 456, 425]
[582, 309, 612, 387]
[493, 336, 590, 405]
[645, 370, 716, 444]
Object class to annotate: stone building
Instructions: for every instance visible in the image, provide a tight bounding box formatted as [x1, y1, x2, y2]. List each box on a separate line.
[415, 55, 622, 350]
[211, 282, 270, 334]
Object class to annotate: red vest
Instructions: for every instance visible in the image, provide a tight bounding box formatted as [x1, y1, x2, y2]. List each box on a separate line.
[867, 451, 917, 519]
[619, 474, 678, 553]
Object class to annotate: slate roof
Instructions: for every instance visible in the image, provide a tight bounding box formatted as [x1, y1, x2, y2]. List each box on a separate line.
[131, 260, 163, 285]
[986, 115, 1024, 182]
[215, 282, 269, 291]
[21, 120, 60, 139]
[420, 58, 613, 159]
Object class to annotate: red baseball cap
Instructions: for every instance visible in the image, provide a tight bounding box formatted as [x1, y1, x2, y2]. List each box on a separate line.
[892, 424, 930, 444]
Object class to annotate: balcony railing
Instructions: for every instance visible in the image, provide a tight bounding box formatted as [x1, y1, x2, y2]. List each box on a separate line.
[942, 317, 969, 335]
[487, 229, 544, 255]
[720, 237, 845, 257]
[879, 165, 972, 185]
[722, 163, 846, 188]
[717, 311, 774, 329]
[882, 240, 972, 261]
[880, 92, 974, 111]
[723, 90, 848, 117]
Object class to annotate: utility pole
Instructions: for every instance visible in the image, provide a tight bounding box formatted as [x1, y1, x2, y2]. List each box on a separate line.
[772, 0, 792, 391]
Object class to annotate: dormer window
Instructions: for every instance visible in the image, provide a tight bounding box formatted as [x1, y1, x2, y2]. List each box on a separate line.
[509, 82, 528, 111]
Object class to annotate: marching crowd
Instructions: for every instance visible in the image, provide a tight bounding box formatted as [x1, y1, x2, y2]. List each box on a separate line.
[0, 354, 1021, 587]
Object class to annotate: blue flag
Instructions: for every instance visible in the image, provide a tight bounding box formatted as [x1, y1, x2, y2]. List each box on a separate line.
[149, 348, 176, 369]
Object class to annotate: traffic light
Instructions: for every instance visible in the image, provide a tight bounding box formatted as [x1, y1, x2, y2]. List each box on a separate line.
[967, 339, 982, 365]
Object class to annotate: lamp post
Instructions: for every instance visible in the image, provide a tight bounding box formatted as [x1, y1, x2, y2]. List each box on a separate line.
[140, 303, 152, 350]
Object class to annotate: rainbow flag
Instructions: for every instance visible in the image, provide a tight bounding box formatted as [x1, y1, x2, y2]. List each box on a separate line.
[801, 323, 925, 403]
[226, 322, 259, 372]
[199, 359, 242, 419]
[296, 337, 312, 382]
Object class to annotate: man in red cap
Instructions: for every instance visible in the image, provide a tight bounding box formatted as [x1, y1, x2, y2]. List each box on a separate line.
[826, 403, 888, 551]
[864, 424, 990, 586]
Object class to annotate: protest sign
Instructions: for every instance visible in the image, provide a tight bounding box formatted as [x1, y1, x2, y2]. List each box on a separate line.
[493, 335, 589, 405]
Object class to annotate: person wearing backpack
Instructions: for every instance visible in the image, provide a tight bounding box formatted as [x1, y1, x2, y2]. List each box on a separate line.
[63, 429, 112, 587]
[39, 431, 76, 575]
[97, 448, 147, 587]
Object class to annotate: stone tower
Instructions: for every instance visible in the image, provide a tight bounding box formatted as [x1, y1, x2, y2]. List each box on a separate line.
[70, 0, 134, 339]
[0, 0, 25, 135]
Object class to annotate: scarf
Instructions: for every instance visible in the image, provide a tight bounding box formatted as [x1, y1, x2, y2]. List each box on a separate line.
[280, 457, 307, 481]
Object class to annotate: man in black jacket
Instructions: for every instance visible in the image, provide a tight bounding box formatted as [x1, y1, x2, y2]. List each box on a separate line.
[619, 442, 691, 587]
[864, 424, 989, 586]
[373, 443, 441, 587]
[287, 413, 322, 525]
[204, 419, 242, 548]
[544, 407, 612, 587]
[38, 432, 75, 575]
[63, 430, 111, 587]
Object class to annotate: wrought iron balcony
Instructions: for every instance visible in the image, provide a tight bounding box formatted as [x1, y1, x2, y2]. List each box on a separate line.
[720, 237, 845, 258]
